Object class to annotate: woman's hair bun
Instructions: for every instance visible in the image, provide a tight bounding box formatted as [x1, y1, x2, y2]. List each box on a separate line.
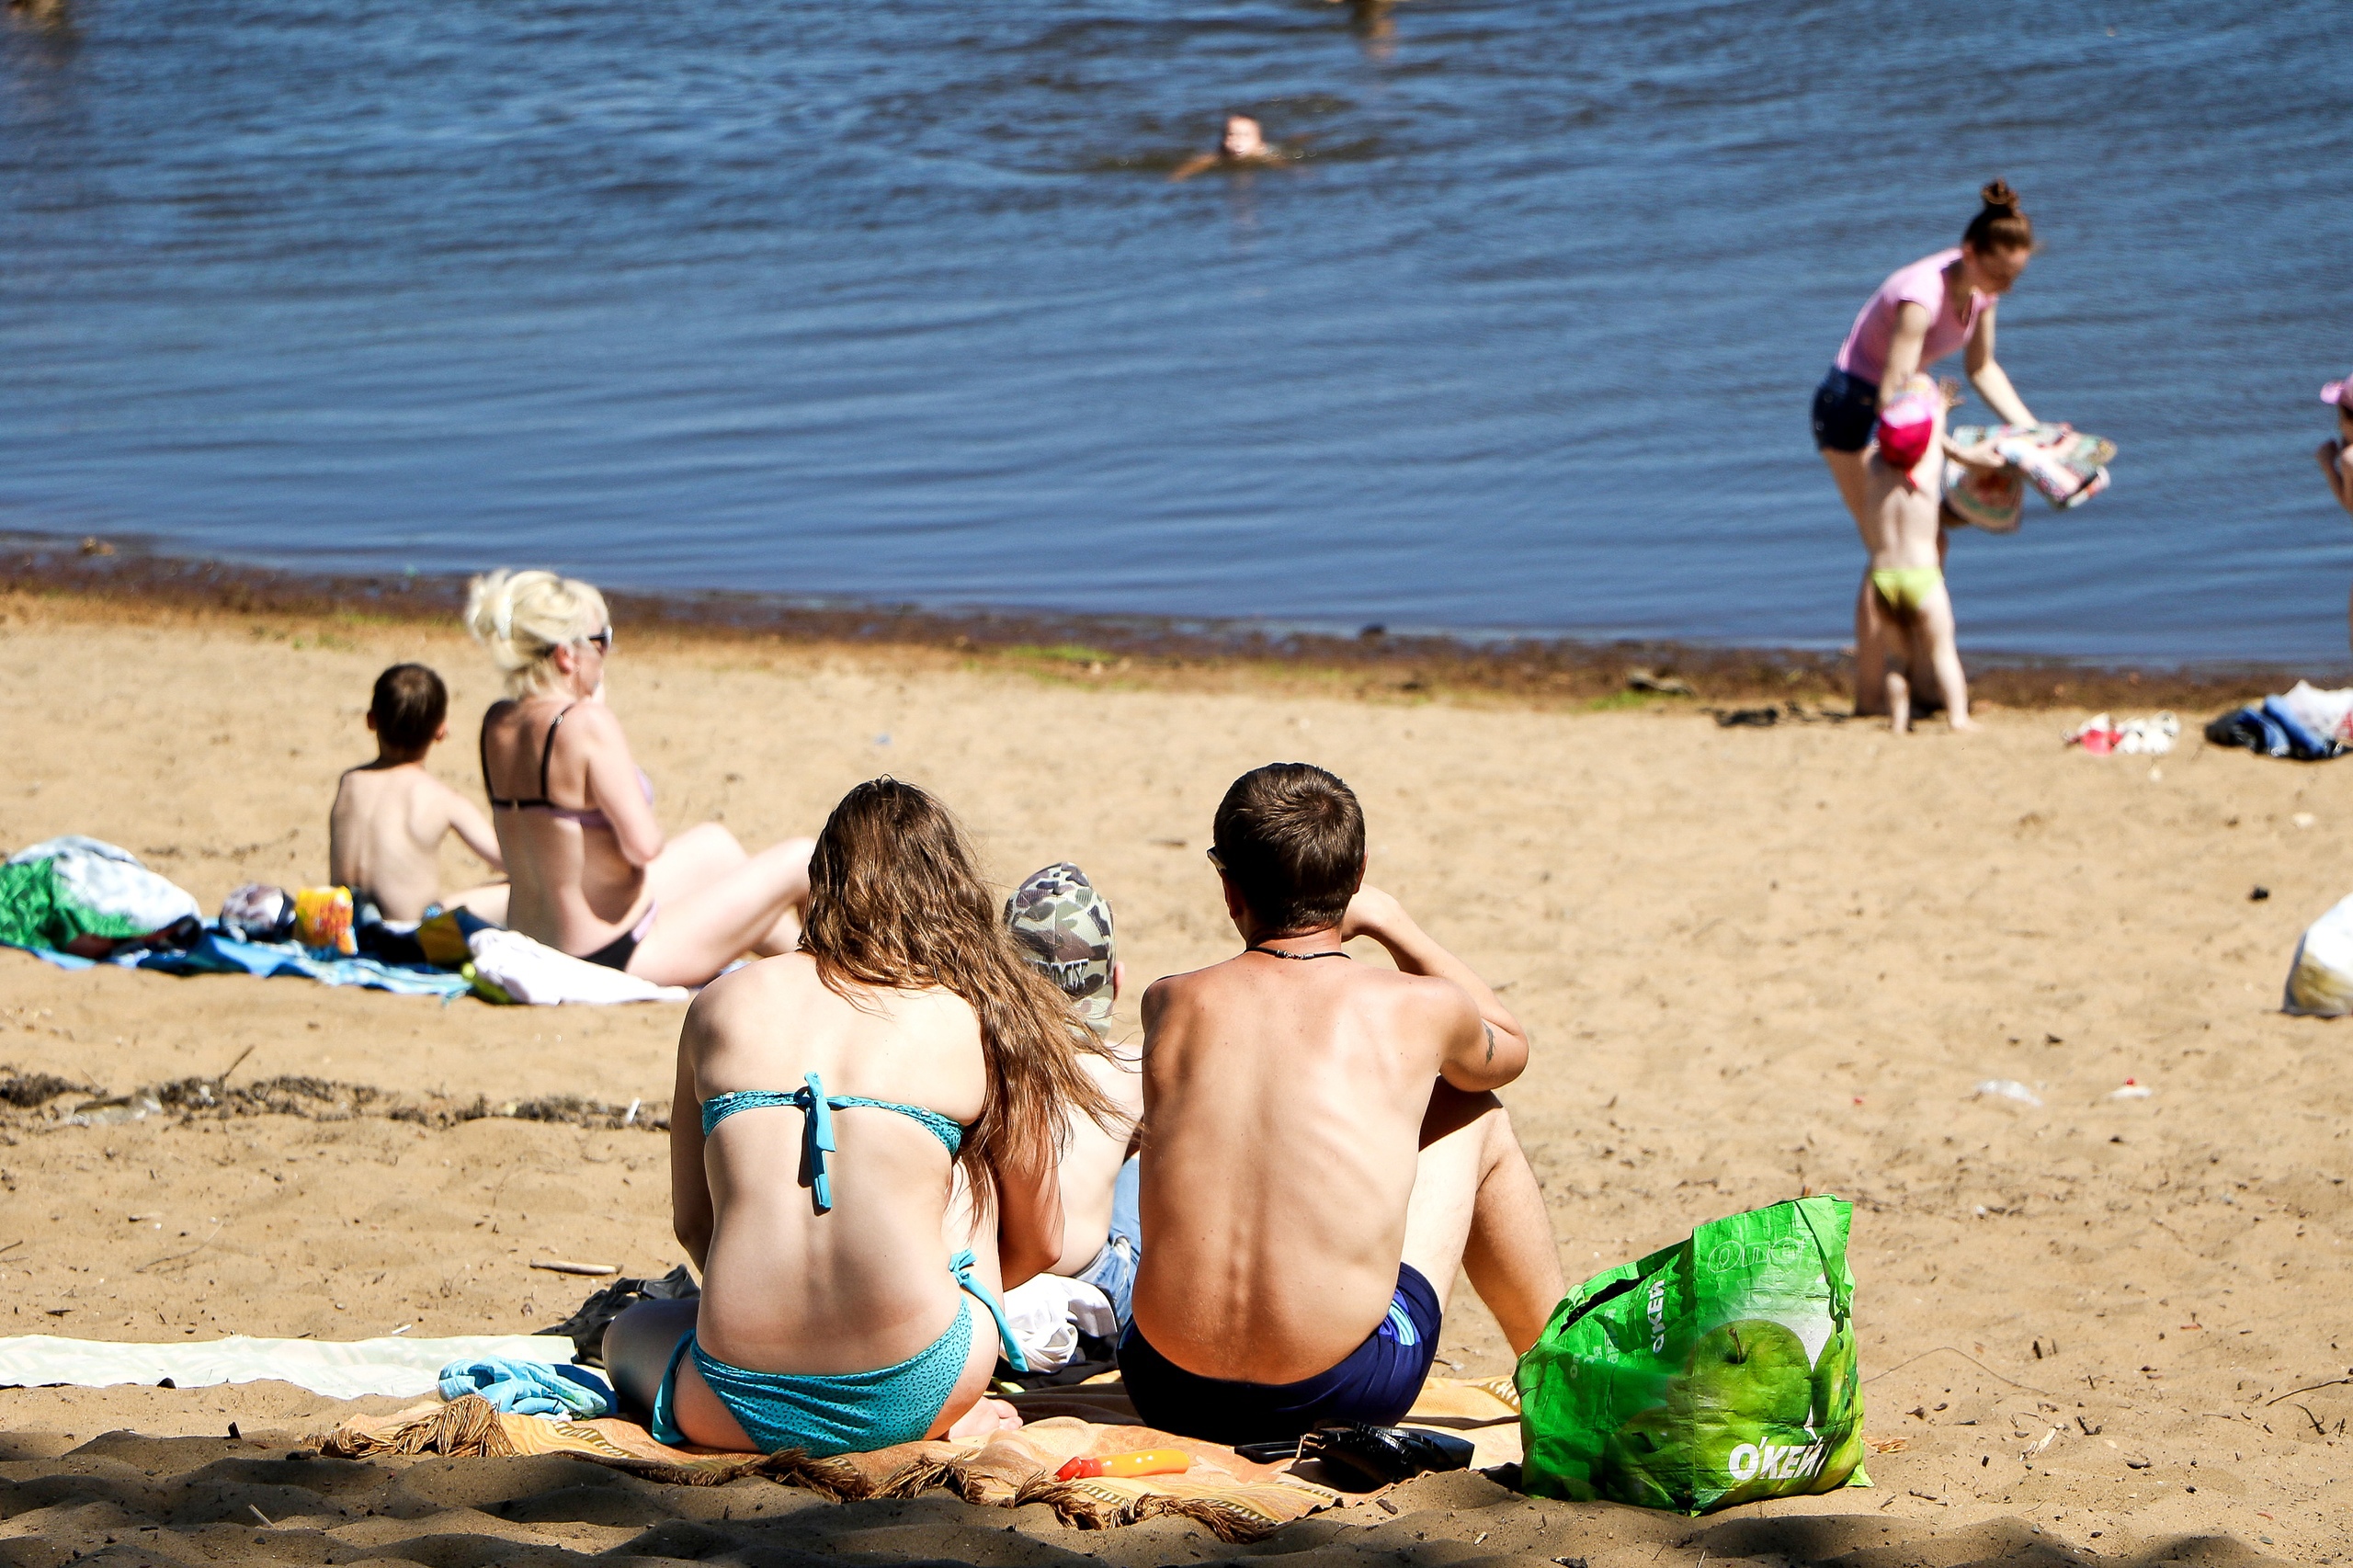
[464, 568, 611, 697]
[1963, 178, 2032, 254]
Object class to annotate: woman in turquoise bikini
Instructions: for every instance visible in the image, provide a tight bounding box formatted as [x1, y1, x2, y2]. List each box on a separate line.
[605, 778, 1119, 1455]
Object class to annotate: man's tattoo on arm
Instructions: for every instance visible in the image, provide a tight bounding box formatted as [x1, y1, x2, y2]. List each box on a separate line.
[1483, 1021, 1496, 1064]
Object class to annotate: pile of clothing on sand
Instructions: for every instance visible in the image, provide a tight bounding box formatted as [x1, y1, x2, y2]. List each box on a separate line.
[2204, 680, 2353, 761]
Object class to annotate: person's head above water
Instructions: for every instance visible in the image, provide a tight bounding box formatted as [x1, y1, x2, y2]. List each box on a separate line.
[1959, 179, 2033, 297]
[1006, 863, 1120, 1028]
[803, 778, 1116, 1181]
[1221, 115, 1270, 160]
[464, 569, 612, 699]
[1210, 763, 1366, 937]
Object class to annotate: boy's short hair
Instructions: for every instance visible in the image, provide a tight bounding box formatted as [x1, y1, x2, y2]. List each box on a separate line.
[1211, 763, 1365, 934]
[370, 664, 448, 753]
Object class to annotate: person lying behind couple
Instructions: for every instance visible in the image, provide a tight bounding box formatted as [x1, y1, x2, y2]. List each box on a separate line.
[1121, 763, 1567, 1444]
[328, 663, 507, 926]
[604, 779, 1123, 1456]
[1006, 862, 1142, 1327]
[1862, 377, 2003, 735]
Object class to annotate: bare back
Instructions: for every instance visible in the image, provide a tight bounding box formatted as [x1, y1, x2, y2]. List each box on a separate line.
[674, 954, 991, 1374]
[480, 697, 654, 954]
[1132, 953, 1472, 1382]
[328, 764, 476, 922]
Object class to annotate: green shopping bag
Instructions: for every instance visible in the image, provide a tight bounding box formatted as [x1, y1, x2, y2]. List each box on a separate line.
[1516, 1196, 1868, 1513]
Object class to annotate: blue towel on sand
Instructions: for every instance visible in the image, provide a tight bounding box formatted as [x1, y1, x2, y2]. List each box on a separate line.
[133, 931, 472, 998]
[438, 1357, 614, 1419]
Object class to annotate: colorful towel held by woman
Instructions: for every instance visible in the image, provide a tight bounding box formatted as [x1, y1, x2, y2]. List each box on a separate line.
[1942, 424, 2117, 532]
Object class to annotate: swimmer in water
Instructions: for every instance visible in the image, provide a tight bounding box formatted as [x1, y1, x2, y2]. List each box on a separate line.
[1169, 116, 1289, 182]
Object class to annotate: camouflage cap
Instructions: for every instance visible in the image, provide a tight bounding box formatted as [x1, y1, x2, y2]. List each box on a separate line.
[1005, 862, 1116, 1026]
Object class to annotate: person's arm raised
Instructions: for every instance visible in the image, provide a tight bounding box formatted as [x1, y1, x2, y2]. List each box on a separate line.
[1340, 885, 1529, 1092]
[567, 703, 666, 867]
[2319, 439, 2353, 517]
[668, 1001, 715, 1272]
[1962, 301, 2035, 426]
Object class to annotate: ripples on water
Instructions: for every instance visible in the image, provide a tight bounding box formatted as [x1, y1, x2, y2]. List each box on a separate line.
[3, 2, 2350, 660]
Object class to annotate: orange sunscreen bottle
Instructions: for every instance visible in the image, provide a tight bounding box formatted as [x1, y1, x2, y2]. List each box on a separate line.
[1055, 1449, 1191, 1482]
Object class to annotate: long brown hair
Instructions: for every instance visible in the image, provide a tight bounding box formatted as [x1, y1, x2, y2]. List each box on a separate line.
[801, 778, 1120, 1202]
[1962, 179, 2032, 255]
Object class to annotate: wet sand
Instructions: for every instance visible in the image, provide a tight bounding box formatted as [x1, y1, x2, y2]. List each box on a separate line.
[0, 589, 2347, 1567]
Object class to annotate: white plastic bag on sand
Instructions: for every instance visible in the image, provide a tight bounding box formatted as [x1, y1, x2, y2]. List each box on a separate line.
[2271, 682, 2353, 746]
[466, 928, 690, 1006]
[2283, 892, 2353, 1017]
[998, 1273, 1117, 1372]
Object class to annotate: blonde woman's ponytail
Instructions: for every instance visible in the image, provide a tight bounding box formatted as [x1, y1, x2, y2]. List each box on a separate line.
[464, 569, 610, 696]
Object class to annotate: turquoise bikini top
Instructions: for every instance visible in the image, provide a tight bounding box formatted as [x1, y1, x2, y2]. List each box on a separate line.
[701, 1073, 967, 1214]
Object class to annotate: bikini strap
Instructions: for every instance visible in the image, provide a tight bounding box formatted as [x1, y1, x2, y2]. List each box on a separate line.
[949, 1248, 1029, 1374]
[538, 704, 575, 809]
[699, 1074, 964, 1215]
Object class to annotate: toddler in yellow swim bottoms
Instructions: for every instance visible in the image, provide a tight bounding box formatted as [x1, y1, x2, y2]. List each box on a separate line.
[1868, 565, 1943, 618]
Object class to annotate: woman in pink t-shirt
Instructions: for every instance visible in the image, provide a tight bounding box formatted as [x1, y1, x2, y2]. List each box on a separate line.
[1813, 181, 2039, 715]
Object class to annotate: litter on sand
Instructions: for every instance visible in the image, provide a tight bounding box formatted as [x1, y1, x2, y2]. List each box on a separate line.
[1973, 1079, 2043, 1108]
[2068, 712, 2177, 756]
[2106, 1081, 2154, 1100]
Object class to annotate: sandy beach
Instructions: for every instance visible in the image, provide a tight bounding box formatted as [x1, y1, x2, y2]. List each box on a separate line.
[1, 589, 2347, 1567]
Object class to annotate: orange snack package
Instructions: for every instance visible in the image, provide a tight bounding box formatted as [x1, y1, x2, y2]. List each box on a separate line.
[294, 886, 357, 956]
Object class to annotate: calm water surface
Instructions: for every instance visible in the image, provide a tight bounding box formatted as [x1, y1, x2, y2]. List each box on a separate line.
[5, 2, 2350, 661]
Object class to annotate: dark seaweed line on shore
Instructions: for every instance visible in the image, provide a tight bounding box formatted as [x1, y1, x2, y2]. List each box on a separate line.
[0, 1067, 667, 1134]
[0, 538, 2310, 713]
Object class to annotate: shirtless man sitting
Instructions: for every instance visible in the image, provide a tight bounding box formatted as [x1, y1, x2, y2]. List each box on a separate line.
[1120, 763, 1565, 1442]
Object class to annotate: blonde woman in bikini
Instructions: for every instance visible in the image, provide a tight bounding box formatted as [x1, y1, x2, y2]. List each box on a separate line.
[1814, 181, 2039, 715]
[466, 569, 813, 987]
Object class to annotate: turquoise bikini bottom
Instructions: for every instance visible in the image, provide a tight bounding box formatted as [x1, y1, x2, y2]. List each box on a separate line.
[649, 1251, 1024, 1458]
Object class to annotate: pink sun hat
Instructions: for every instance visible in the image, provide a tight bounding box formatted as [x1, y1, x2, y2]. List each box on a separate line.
[1874, 391, 1938, 473]
[2323, 374, 2352, 407]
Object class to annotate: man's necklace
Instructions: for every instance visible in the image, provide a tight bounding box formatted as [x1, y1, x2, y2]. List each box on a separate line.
[1247, 945, 1349, 960]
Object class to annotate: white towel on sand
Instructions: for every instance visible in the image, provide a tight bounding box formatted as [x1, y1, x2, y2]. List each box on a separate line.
[467, 928, 690, 1006]
[0, 1333, 576, 1400]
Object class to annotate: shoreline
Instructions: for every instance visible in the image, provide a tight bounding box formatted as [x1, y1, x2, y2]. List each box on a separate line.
[1, 533, 2317, 714]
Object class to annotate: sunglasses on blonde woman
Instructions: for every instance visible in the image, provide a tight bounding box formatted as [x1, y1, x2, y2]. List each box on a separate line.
[585, 628, 614, 652]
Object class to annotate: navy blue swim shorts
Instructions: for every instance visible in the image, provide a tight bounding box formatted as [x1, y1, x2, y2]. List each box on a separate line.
[1811, 368, 1880, 454]
[1116, 1263, 1441, 1444]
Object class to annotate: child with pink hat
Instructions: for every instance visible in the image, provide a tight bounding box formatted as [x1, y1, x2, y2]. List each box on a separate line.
[2316, 373, 2353, 655]
[2317, 373, 2353, 520]
[1859, 376, 2003, 734]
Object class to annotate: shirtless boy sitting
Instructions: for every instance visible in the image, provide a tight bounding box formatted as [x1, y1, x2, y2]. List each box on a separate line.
[1120, 763, 1564, 1443]
[328, 664, 506, 925]
[1862, 378, 2000, 734]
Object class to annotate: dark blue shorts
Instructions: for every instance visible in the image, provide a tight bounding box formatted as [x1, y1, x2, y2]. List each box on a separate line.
[1811, 368, 1879, 453]
[1116, 1264, 1441, 1444]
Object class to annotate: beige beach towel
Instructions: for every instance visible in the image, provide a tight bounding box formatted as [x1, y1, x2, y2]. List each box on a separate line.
[320, 1375, 1520, 1540]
